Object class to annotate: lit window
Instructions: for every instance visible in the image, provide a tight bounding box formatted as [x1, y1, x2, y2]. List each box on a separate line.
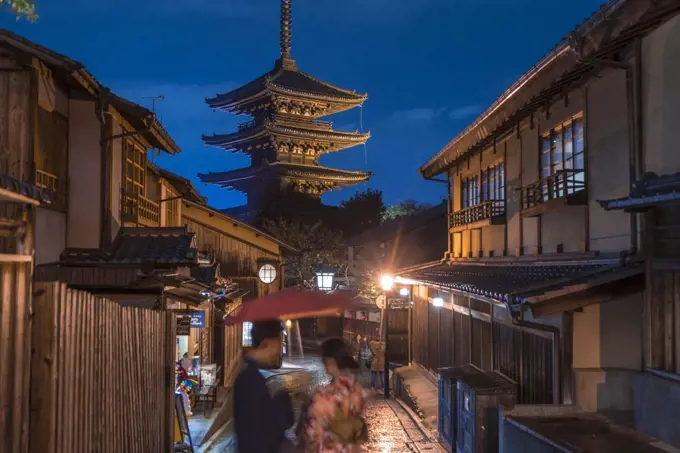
[540, 115, 585, 200]
[258, 264, 277, 284]
[242, 322, 253, 347]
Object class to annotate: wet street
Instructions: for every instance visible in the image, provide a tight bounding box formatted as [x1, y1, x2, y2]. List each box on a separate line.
[194, 355, 444, 452]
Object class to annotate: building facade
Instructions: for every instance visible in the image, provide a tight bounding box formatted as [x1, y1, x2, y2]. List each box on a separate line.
[398, 1, 680, 450]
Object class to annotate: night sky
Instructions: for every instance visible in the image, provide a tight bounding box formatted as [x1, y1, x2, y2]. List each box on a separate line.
[2, 0, 605, 209]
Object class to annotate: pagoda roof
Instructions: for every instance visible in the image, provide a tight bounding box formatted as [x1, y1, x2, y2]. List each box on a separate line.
[199, 161, 372, 187]
[205, 59, 367, 112]
[203, 116, 370, 152]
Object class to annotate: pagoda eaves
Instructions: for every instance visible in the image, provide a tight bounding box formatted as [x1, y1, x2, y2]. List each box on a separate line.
[202, 115, 370, 157]
[206, 59, 367, 118]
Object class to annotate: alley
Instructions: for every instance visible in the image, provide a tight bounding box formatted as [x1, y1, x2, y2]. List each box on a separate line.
[193, 357, 444, 453]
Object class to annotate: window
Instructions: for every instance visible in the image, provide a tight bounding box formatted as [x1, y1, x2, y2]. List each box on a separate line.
[481, 162, 505, 202]
[35, 108, 68, 209]
[242, 322, 253, 347]
[258, 264, 277, 284]
[166, 188, 180, 227]
[540, 115, 585, 199]
[124, 139, 147, 199]
[462, 176, 480, 208]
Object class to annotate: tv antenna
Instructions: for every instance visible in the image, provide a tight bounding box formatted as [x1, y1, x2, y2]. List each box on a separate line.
[142, 95, 165, 114]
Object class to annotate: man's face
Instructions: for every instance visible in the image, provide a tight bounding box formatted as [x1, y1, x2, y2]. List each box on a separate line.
[261, 337, 282, 362]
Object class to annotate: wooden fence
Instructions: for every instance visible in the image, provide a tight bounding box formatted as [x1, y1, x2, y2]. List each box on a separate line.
[412, 295, 555, 405]
[0, 259, 32, 453]
[29, 282, 175, 453]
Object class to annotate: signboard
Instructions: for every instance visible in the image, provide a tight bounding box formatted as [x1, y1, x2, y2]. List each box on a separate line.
[176, 311, 205, 335]
[343, 310, 353, 318]
[190, 311, 205, 328]
[368, 311, 381, 323]
[176, 315, 191, 336]
[376, 294, 387, 310]
[356, 311, 367, 321]
[174, 393, 194, 450]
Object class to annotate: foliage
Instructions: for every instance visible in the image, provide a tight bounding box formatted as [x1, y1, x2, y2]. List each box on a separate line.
[1, 0, 37, 21]
[262, 218, 346, 290]
[339, 189, 386, 237]
[382, 199, 432, 221]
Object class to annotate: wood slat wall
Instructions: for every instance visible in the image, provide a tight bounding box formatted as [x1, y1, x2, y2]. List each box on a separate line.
[184, 217, 280, 298]
[0, 261, 32, 453]
[411, 294, 554, 404]
[29, 282, 175, 453]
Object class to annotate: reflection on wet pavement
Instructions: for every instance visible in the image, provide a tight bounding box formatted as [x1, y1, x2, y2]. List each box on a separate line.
[193, 356, 444, 452]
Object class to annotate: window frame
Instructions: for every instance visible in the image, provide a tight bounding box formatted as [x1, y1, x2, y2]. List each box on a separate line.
[539, 113, 585, 199]
[123, 137, 148, 200]
[461, 161, 505, 209]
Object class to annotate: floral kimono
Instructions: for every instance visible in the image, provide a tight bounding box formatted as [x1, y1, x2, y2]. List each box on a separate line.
[302, 375, 368, 453]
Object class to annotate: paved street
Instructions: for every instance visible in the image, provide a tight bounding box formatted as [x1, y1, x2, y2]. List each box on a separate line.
[192, 356, 444, 452]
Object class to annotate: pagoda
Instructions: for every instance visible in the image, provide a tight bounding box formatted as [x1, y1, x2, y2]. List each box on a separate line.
[199, 0, 371, 224]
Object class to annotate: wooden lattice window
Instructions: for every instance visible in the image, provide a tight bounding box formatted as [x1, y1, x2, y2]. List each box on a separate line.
[35, 108, 68, 209]
[124, 139, 147, 198]
[166, 188, 180, 227]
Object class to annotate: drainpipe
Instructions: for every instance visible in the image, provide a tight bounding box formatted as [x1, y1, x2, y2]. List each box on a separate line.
[424, 174, 451, 258]
[573, 51, 640, 254]
[506, 302, 562, 405]
[96, 89, 111, 249]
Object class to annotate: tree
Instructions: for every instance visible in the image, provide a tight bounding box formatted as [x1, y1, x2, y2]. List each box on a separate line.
[1, 0, 38, 21]
[262, 218, 346, 289]
[339, 189, 386, 237]
[382, 199, 432, 221]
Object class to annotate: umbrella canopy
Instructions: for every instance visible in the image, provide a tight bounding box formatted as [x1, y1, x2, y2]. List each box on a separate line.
[224, 288, 355, 325]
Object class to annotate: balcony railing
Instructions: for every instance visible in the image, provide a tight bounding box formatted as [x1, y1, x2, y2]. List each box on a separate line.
[35, 169, 66, 209]
[521, 169, 586, 212]
[122, 192, 160, 226]
[451, 200, 505, 229]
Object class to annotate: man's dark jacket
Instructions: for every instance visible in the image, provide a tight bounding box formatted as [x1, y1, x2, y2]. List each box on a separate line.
[233, 357, 294, 453]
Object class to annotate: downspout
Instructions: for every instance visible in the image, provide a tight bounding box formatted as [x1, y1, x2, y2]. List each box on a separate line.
[573, 52, 639, 254]
[506, 302, 562, 405]
[96, 88, 111, 249]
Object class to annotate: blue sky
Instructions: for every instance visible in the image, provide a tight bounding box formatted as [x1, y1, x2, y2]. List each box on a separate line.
[2, 0, 605, 209]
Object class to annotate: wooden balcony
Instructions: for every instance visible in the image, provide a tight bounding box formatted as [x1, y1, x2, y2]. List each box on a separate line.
[35, 169, 67, 209]
[122, 192, 160, 226]
[450, 200, 505, 232]
[520, 169, 586, 217]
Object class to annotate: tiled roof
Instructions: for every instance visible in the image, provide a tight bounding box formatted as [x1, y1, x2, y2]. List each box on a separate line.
[205, 60, 367, 110]
[599, 172, 680, 211]
[60, 227, 198, 267]
[400, 259, 643, 306]
[148, 162, 208, 204]
[199, 161, 372, 187]
[0, 173, 53, 205]
[202, 120, 370, 152]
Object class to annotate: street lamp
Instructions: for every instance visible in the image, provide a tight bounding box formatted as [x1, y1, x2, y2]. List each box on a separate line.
[433, 296, 444, 307]
[399, 287, 410, 297]
[316, 265, 335, 291]
[380, 274, 394, 291]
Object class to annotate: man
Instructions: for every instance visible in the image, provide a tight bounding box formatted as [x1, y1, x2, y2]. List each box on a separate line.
[234, 320, 294, 453]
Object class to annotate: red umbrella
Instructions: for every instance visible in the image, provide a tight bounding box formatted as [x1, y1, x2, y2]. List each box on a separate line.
[224, 288, 356, 325]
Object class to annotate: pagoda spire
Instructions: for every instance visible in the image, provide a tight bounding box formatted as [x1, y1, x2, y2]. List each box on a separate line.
[280, 0, 292, 60]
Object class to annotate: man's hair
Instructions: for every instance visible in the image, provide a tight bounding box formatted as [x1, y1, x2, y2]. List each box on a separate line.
[251, 320, 282, 347]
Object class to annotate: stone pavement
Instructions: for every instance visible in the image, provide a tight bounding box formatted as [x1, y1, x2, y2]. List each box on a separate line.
[188, 356, 445, 452]
[393, 365, 440, 436]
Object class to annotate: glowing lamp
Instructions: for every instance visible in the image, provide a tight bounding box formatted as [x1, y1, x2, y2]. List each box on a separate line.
[380, 274, 394, 291]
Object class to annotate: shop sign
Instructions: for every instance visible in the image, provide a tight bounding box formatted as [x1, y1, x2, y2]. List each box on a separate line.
[356, 311, 367, 321]
[190, 311, 205, 328]
[368, 311, 381, 323]
[343, 310, 353, 318]
[176, 315, 191, 336]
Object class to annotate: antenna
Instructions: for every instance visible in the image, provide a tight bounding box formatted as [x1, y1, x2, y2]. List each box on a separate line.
[142, 95, 165, 115]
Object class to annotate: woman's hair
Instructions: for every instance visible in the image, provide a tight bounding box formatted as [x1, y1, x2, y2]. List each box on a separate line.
[321, 338, 359, 370]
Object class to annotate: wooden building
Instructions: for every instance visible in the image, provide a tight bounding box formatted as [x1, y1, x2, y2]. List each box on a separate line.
[396, 1, 680, 450]
[198, 0, 371, 225]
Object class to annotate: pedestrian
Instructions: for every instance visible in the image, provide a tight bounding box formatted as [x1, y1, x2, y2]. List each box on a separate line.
[369, 340, 385, 391]
[298, 338, 368, 453]
[234, 320, 294, 453]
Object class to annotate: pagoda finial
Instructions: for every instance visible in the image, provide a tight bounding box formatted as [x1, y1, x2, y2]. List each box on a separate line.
[280, 0, 292, 59]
